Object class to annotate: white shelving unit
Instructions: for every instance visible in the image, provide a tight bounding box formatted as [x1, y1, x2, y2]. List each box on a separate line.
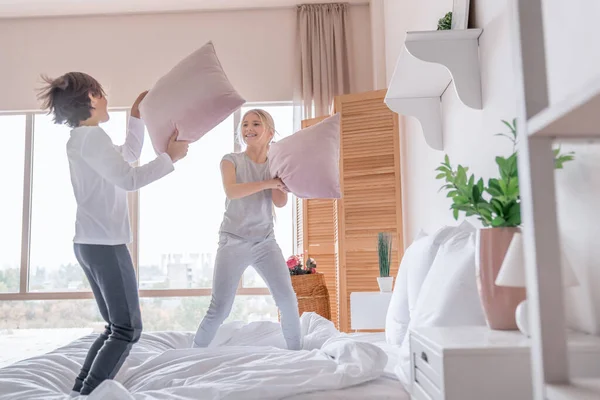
[384, 28, 483, 150]
[511, 0, 600, 399]
[528, 75, 600, 138]
[546, 379, 600, 400]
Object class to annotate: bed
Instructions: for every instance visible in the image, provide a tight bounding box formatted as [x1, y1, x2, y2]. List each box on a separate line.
[0, 313, 407, 399]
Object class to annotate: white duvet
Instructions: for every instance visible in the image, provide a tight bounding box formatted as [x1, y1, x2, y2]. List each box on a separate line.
[0, 313, 387, 400]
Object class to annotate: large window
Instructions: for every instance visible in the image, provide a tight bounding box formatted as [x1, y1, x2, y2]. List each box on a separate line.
[0, 102, 294, 331]
[28, 112, 126, 292]
[138, 116, 232, 290]
[0, 115, 26, 293]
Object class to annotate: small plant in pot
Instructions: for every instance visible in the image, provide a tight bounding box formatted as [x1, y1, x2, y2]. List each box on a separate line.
[435, 118, 574, 330]
[437, 11, 452, 30]
[377, 232, 394, 292]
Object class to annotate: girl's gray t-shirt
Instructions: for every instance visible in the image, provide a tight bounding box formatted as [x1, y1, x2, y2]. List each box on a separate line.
[219, 152, 274, 241]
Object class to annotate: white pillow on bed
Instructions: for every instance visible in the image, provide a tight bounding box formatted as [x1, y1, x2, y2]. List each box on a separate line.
[384, 223, 470, 346]
[406, 224, 469, 313]
[395, 222, 486, 389]
[384, 230, 427, 346]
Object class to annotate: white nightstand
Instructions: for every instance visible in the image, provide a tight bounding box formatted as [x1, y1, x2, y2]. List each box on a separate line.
[409, 326, 600, 400]
[350, 291, 392, 331]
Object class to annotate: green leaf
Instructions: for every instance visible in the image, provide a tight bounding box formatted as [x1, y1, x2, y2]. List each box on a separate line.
[436, 173, 446, 179]
[457, 165, 467, 183]
[505, 201, 521, 226]
[447, 190, 458, 198]
[453, 196, 470, 205]
[479, 208, 492, 220]
[455, 204, 473, 212]
[486, 180, 503, 196]
[490, 198, 504, 215]
[496, 157, 510, 180]
[502, 119, 515, 133]
[444, 155, 450, 166]
[491, 216, 507, 227]
[453, 208, 459, 220]
[506, 210, 521, 226]
[507, 153, 519, 177]
[498, 178, 508, 194]
[478, 202, 495, 213]
[506, 178, 519, 198]
[472, 184, 481, 203]
[505, 200, 520, 216]
[495, 133, 514, 141]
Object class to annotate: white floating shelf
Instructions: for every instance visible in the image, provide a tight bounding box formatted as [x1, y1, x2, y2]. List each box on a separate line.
[546, 378, 600, 400]
[528, 74, 600, 138]
[384, 28, 483, 151]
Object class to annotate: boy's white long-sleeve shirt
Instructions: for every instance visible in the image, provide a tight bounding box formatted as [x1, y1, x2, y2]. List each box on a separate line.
[67, 117, 174, 245]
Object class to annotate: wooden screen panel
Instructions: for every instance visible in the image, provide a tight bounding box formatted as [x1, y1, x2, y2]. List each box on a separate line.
[294, 116, 339, 328]
[294, 196, 303, 255]
[334, 89, 404, 333]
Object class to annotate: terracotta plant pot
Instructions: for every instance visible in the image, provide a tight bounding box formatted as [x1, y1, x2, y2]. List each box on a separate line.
[475, 227, 527, 330]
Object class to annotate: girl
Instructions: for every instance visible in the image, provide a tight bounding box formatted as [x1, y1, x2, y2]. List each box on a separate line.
[193, 109, 301, 350]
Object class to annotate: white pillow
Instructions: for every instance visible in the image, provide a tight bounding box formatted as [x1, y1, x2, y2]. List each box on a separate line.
[140, 41, 246, 155]
[384, 223, 473, 346]
[385, 231, 428, 346]
[396, 225, 486, 389]
[406, 221, 475, 314]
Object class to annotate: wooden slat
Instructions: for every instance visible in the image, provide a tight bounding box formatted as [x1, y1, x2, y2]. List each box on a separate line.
[295, 196, 304, 256]
[297, 115, 339, 328]
[334, 89, 404, 332]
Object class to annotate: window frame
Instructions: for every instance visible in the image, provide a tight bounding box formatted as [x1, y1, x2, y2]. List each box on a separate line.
[0, 101, 295, 301]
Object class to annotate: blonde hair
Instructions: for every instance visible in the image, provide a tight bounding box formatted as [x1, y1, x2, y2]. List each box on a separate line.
[237, 109, 277, 148]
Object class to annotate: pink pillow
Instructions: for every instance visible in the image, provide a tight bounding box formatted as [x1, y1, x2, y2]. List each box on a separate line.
[139, 41, 245, 154]
[268, 113, 341, 199]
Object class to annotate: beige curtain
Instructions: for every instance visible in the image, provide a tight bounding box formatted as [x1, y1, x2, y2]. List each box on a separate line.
[295, 3, 352, 119]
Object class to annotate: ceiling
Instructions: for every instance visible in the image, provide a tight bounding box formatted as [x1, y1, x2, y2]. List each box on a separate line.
[0, 0, 368, 19]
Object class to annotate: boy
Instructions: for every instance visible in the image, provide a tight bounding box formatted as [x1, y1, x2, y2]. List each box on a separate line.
[37, 72, 188, 395]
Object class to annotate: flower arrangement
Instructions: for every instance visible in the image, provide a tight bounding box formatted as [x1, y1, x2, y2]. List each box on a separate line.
[286, 255, 317, 275]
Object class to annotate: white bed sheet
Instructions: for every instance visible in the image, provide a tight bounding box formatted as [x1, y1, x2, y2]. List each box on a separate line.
[0, 314, 407, 400]
[288, 331, 407, 399]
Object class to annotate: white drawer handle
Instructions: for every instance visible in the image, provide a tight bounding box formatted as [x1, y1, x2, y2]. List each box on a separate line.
[421, 351, 429, 363]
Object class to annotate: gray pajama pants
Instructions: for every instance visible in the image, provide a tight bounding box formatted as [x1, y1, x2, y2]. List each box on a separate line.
[73, 243, 142, 395]
[193, 233, 301, 350]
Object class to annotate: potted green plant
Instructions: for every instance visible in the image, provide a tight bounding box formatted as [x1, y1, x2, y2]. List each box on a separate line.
[377, 232, 394, 292]
[435, 118, 574, 330]
[437, 11, 452, 30]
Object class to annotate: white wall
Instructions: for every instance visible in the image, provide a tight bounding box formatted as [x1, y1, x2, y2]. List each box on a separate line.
[0, 5, 373, 111]
[383, 0, 600, 334]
